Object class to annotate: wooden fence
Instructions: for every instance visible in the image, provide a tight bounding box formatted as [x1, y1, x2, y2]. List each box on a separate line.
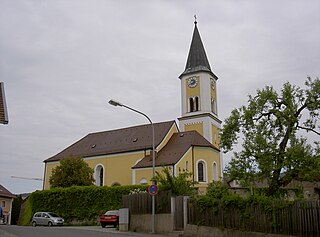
[188, 200, 320, 237]
[122, 191, 171, 214]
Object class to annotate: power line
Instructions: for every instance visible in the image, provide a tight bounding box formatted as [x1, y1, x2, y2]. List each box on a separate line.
[11, 176, 43, 181]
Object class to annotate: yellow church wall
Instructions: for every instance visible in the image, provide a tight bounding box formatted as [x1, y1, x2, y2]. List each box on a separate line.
[173, 146, 221, 194]
[156, 124, 179, 152]
[86, 151, 145, 186]
[175, 148, 193, 175]
[134, 166, 167, 185]
[211, 125, 220, 148]
[193, 147, 221, 194]
[184, 122, 203, 136]
[43, 162, 60, 190]
[193, 147, 221, 181]
[44, 151, 146, 189]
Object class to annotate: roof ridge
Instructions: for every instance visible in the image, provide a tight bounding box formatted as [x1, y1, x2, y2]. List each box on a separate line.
[0, 184, 15, 198]
[88, 120, 175, 135]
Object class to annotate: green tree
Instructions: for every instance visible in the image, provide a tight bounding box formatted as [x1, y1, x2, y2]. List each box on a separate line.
[221, 77, 320, 196]
[154, 167, 197, 196]
[49, 156, 94, 188]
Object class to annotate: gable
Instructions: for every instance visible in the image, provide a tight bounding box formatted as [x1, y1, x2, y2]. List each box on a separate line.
[0, 184, 15, 198]
[133, 130, 218, 169]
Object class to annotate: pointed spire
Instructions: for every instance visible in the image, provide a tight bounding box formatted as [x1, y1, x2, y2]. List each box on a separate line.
[180, 19, 217, 79]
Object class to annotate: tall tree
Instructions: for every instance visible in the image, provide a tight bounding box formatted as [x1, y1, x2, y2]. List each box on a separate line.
[49, 156, 94, 188]
[221, 77, 320, 196]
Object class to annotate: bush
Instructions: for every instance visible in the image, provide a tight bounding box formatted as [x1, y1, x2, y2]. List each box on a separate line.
[22, 185, 147, 225]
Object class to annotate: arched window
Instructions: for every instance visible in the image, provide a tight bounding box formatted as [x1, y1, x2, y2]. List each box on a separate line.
[95, 164, 104, 186]
[189, 97, 194, 112]
[112, 182, 121, 186]
[195, 96, 199, 111]
[140, 178, 148, 185]
[189, 97, 200, 112]
[198, 163, 204, 181]
[197, 160, 207, 182]
[211, 98, 217, 114]
[213, 162, 218, 181]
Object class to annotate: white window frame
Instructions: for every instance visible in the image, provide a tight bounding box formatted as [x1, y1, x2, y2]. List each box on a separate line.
[196, 159, 208, 183]
[94, 164, 105, 186]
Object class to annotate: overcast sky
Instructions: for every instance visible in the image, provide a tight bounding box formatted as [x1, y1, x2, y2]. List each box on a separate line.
[0, 0, 319, 194]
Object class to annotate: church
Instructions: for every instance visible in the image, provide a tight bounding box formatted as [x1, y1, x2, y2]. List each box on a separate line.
[43, 20, 222, 193]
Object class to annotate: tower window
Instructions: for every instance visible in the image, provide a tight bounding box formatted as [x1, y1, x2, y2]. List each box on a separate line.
[195, 96, 199, 111]
[189, 96, 200, 112]
[189, 97, 194, 112]
[211, 98, 217, 114]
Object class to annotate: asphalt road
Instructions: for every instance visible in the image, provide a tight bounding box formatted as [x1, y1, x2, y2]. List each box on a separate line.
[0, 225, 172, 237]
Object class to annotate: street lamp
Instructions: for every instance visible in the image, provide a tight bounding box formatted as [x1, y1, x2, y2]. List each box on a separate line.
[108, 99, 156, 233]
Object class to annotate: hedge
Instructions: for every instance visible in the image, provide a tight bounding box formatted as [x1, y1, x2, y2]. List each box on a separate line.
[22, 185, 148, 226]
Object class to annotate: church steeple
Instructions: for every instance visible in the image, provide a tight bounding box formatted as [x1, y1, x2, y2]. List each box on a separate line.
[179, 20, 217, 79]
[178, 19, 221, 148]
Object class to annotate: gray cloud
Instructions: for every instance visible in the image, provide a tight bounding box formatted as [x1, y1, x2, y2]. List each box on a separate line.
[0, 0, 319, 194]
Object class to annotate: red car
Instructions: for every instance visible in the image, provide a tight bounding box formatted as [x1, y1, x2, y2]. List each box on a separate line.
[99, 210, 119, 228]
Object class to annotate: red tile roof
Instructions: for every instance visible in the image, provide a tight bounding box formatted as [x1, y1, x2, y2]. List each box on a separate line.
[133, 130, 219, 169]
[45, 120, 176, 162]
[0, 82, 9, 124]
[0, 184, 15, 198]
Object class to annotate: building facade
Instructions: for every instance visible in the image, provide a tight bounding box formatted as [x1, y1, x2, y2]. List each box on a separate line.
[43, 21, 222, 193]
[0, 184, 15, 225]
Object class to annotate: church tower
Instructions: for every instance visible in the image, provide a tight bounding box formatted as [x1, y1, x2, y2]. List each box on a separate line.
[178, 20, 221, 149]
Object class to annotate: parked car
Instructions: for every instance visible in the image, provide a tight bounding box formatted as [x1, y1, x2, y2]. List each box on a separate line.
[99, 210, 119, 228]
[32, 212, 64, 227]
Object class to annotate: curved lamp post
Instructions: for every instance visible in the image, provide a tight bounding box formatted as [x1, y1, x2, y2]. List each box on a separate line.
[108, 99, 156, 233]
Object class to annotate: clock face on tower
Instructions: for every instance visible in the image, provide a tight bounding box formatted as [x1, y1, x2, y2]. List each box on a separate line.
[188, 76, 198, 88]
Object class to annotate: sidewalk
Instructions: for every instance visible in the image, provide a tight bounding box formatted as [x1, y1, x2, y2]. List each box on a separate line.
[63, 225, 182, 237]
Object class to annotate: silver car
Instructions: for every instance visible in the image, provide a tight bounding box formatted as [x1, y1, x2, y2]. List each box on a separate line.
[32, 212, 64, 227]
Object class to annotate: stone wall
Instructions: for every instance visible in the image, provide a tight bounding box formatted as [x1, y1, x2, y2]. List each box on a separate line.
[129, 213, 173, 233]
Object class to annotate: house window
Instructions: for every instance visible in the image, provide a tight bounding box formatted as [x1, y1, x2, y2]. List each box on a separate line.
[186, 161, 189, 171]
[1, 200, 5, 207]
[197, 160, 207, 182]
[213, 162, 218, 181]
[95, 164, 104, 186]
